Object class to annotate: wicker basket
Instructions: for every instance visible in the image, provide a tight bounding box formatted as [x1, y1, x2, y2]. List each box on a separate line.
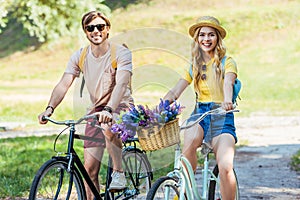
[137, 118, 180, 151]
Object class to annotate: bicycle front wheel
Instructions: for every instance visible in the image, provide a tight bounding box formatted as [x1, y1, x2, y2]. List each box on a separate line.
[29, 157, 85, 200]
[146, 176, 182, 200]
[208, 165, 240, 200]
[122, 148, 152, 199]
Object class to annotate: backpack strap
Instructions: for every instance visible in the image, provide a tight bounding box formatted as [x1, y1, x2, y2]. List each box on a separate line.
[111, 43, 133, 93]
[79, 46, 88, 71]
[79, 46, 88, 97]
[189, 64, 193, 79]
[220, 55, 241, 103]
[221, 55, 227, 78]
[111, 43, 117, 69]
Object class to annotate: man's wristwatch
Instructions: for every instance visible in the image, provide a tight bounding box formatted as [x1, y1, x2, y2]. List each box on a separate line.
[46, 105, 54, 114]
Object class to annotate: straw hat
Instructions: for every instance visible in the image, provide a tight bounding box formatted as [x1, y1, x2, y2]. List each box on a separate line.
[189, 16, 227, 39]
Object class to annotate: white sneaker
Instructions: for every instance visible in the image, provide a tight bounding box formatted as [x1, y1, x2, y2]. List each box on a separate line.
[109, 171, 127, 190]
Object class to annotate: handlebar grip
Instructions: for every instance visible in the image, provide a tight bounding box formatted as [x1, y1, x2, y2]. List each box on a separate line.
[41, 116, 47, 122]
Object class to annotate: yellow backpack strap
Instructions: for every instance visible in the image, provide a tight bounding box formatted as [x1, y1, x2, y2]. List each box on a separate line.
[110, 43, 132, 93]
[79, 46, 89, 71]
[79, 46, 88, 97]
[110, 43, 117, 69]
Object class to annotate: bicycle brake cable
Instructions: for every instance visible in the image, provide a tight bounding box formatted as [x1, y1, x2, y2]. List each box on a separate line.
[54, 126, 70, 153]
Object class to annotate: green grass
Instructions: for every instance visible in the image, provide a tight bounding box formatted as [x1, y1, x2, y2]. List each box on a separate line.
[0, 135, 77, 197]
[0, 133, 178, 198]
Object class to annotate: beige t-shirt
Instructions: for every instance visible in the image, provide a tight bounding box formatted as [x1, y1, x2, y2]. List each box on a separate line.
[65, 43, 134, 109]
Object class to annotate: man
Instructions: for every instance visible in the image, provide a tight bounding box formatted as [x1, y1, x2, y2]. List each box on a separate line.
[38, 11, 134, 200]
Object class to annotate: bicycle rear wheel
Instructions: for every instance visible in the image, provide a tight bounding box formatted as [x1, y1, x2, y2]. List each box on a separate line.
[146, 176, 182, 200]
[122, 148, 152, 199]
[208, 165, 240, 200]
[29, 157, 85, 200]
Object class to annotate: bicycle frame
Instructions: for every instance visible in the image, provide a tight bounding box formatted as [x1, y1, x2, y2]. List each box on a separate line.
[62, 123, 104, 200]
[164, 108, 239, 200]
[166, 143, 218, 200]
[34, 113, 153, 200]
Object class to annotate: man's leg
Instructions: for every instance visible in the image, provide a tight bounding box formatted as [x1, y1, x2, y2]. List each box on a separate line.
[84, 147, 104, 200]
[102, 126, 126, 190]
[108, 137, 123, 171]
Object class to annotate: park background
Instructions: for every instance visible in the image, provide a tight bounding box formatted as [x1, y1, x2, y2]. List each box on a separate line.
[0, 0, 299, 198]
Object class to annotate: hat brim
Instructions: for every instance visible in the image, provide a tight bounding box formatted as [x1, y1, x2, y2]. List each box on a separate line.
[189, 22, 227, 39]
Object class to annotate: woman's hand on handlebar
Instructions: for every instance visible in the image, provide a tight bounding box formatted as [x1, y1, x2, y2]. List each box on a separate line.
[221, 101, 235, 111]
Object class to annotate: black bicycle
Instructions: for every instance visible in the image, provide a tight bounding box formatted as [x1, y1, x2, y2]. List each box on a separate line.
[28, 112, 152, 200]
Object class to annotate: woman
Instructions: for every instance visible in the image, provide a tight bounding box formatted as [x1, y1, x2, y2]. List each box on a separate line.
[163, 16, 238, 200]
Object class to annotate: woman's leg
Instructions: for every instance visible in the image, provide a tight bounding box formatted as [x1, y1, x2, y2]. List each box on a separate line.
[182, 124, 204, 171]
[212, 134, 236, 200]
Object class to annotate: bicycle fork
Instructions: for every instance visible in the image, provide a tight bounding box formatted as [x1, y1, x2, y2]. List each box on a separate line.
[201, 155, 209, 199]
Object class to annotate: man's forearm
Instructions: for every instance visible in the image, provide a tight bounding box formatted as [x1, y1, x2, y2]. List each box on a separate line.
[106, 82, 128, 111]
[47, 85, 67, 109]
[47, 73, 75, 110]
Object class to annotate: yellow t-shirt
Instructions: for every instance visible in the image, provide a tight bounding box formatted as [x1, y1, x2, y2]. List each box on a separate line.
[184, 56, 237, 103]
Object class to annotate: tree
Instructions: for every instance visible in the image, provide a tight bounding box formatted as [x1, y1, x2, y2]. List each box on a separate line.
[0, 0, 111, 42]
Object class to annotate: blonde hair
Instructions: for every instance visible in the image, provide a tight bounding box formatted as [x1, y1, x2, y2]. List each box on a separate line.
[191, 27, 226, 93]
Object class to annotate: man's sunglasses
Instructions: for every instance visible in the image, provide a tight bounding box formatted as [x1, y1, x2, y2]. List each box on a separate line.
[85, 24, 106, 32]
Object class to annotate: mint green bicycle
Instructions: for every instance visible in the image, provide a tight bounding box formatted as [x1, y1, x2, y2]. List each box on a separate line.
[146, 108, 240, 200]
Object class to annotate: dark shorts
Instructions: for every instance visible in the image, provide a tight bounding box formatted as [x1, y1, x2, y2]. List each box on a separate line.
[190, 102, 237, 143]
[84, 106, 106, 148]
[84, 104, 131, 148]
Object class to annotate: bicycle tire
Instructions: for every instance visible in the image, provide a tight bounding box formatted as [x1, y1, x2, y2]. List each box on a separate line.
[121, 148, 152, 199]
[29, 157, 86, 200]
[146, 176, 183, 200]
[208, 165, 240, 200]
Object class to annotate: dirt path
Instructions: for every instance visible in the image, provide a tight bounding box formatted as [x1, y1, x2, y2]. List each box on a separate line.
[234, 115, 300, 199]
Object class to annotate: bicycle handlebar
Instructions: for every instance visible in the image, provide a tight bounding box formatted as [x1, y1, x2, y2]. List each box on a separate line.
[180, 107, 239, 130]
[42, 112, 100, 126]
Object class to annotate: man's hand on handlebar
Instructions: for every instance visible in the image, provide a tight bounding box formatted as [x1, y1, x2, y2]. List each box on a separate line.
[38, 110, 52, 125]
[97, 110, 113, 126]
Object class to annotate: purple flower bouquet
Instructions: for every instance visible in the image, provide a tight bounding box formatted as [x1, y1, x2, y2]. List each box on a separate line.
[111, 99, 184, 142]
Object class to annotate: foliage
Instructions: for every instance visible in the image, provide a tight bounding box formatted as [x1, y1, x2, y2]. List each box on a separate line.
[291, 150, 300, 172]
[0, 0, 111, 42]
[111, 99, 184, 142]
